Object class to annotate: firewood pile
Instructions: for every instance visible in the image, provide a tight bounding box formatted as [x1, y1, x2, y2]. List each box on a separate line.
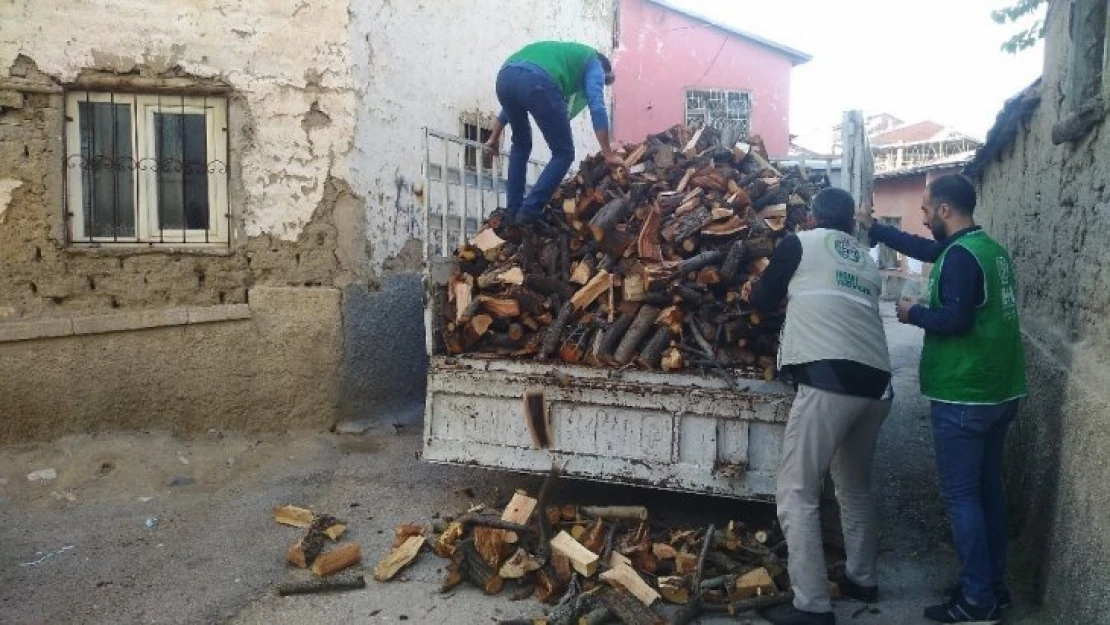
[438, 125, 829, 380]
[372, 476, 802, 625]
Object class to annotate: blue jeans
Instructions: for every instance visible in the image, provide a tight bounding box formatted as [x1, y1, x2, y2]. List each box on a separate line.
[931, 399, 1019, 606]
[495, 65, 574, 220]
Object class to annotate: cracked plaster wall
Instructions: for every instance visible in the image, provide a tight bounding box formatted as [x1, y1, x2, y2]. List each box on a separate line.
[348, 0, 618, 269]
[2, 0, 360, 243]
[0, 0, 617, 438]
[973, 2, 1110, 622]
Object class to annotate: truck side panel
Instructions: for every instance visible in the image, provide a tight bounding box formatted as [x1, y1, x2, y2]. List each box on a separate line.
[423, 358, 793, 499]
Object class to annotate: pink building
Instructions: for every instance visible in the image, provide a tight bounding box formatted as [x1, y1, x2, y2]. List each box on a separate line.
[612, 0, 811, 157]
[873, 160, 971, 276]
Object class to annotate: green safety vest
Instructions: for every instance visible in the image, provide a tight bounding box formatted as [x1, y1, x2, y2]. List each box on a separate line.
[506, 41, 599, 120]
[919, 230, 1027, 404]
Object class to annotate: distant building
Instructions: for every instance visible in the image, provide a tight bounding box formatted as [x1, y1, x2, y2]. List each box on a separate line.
[869, 120, 981, 173]
[612, 0, 811, 156]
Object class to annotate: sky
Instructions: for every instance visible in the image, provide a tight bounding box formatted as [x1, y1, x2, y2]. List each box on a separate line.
[667, 0, 1046, 150]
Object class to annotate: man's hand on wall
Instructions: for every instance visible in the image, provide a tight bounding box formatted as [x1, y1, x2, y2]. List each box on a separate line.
[855, 199, 875, 229]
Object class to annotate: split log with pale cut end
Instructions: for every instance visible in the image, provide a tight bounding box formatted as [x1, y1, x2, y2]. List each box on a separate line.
[313, 542, 362, 578]
[735, 567, 778, 599]
[550, 531, 599, 577]
[473, 526, 508, 569]
[374, 535, 425, 581]
[600, 563, 661, 606]
[623, 143, 647, 168]
[499, 548, 543, 579]
[450, 274, 474, 323]
[676, 167, 696, 193]
[570, 258, 594, 285]
[637, 204, 663, 261]
[570, 270, 611, 311]
[661, 347, 684, 371]
[501, 492, 538, 524]
[479, 296, 521, 318]
[588, 196, 633, 242]
[477, 266, 525, 290]
[682, 127, 704, 157]
[392, 524, 426, 549]
[273, 505, 314, 529]
[470, 228, 507, 260]
[433, 521, 465, 558]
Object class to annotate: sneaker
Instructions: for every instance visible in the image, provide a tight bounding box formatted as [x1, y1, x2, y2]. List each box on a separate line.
[923, 595, 1001, 623]
[944, 584, 1012, 610]
[761, 603, 836, 625]
[834, 575, 878, 603]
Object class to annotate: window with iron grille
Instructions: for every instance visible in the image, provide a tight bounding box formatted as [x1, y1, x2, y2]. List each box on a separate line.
[64, 92, 229, 245]
[684, 89, 752, 139]
[463, 119, 495, 172]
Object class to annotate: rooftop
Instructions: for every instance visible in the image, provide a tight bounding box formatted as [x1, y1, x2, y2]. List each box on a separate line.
[645, 0, 813, 66]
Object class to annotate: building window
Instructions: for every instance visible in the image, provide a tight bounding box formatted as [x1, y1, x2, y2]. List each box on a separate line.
[684, 89, 752, 141]
[878, 217, 902, 270]
[462, 119, 495, 172]
[65, 92, 229, 244]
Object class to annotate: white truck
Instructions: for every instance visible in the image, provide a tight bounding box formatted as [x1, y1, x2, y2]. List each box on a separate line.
[418, 117, 869, 501]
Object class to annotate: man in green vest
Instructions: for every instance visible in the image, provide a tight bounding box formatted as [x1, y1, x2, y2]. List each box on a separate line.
[858, 174, 1026, 624]
[483, 41, 623, 226]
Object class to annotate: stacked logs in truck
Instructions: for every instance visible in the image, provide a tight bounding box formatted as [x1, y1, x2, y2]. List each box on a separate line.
[439, 124, 828, 380]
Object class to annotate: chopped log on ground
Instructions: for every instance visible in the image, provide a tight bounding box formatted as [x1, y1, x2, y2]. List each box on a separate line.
[453, 538, 505, 595]
[597, 586, 667, 625]
[551, 531, 600, 577]
[313, 542, 362, 578]
[287, 514, 343, 568]
[273, 505, 315, 529]
[581, 506, 649, 521]
[600, 563, 661, 606]
[374, 535, 424, 581]
[734, 567, 778, 599]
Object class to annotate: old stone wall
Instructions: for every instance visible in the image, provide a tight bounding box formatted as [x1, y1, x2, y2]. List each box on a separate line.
[973, 2, 1110, 621]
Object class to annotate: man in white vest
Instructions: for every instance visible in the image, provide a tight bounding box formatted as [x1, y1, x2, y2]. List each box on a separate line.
[749, 187, 893, 625]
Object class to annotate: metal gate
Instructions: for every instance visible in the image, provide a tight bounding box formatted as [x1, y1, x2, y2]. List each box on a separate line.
[421, 128, 547, 260]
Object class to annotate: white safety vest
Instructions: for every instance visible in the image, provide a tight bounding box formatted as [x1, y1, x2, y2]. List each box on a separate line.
[778, 229, 892, 373]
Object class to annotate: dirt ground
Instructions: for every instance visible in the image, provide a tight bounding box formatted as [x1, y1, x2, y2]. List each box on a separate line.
[0, 306, 1044, 624]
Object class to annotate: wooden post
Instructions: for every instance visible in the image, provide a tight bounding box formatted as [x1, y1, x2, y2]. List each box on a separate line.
[840, 110, 874, 247]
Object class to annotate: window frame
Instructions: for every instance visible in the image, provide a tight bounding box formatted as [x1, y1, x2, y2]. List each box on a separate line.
[65, 91, 230, 245]
[683, 88, 753, 136]
[461, 117, 495, 173]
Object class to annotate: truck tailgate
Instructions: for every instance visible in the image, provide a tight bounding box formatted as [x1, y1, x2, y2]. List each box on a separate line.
[423, 357, 794, 500]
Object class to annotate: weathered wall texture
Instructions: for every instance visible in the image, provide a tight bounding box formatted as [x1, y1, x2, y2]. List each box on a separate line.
[612, 0, 799, 156]
[347, 0, 617, 270]
[1, 0, 360, 242]
[0, 287, 342, 440]
[972, 3, 1110, 622]
[0, 0, 617, 440]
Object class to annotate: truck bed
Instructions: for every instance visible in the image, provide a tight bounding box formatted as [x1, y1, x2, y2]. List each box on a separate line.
[423, 356, 794, 499]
